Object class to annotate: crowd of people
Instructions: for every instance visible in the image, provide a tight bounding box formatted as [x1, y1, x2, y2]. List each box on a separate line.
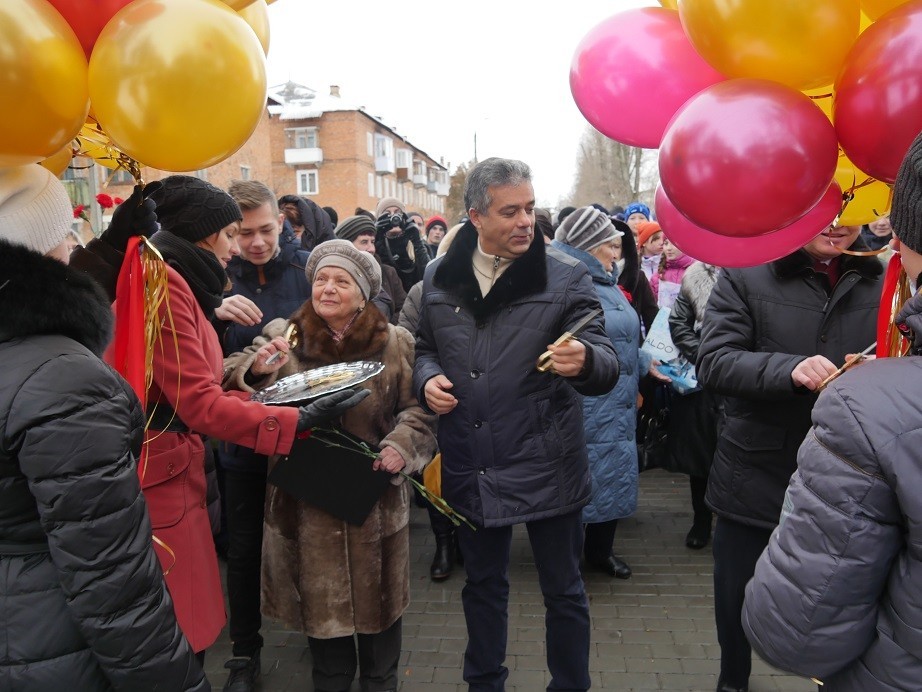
[1, 132, 920, 692]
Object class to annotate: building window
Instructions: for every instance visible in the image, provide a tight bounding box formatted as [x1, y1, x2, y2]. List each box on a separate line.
[396, 149, 412, 169]
[296, 169, 318, 196]
[375, 176, 382, 198]
[286, 127, 318, 149]
[368, 172, 375, 197]
[240, 165, 251, 180]
[367, 132, 373, 157]
[195, 169, 208, 181]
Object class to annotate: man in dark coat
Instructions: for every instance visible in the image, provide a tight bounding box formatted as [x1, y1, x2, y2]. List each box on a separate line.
[413, 157, 619, 692]
[278, 194, 335, 252]
[696, 223, 883, 692]
[741, 130, 922, 691]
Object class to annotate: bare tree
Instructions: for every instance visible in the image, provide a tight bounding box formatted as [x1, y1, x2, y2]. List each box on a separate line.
[445, 161, 473, 225]
[567, 127, 659, 210]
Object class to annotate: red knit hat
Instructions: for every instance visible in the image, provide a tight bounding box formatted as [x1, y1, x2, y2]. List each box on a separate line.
[636, 220, 662, 248]
[426, 215, 448, 232]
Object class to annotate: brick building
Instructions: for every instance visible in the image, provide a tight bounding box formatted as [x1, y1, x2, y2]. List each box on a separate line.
[67, 81, 449, 234]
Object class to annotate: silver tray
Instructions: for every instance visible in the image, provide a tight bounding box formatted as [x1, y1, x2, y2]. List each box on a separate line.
[251, 361, 385, 405]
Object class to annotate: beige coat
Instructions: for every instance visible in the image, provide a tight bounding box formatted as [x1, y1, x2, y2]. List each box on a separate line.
[226, 301, 436, 638]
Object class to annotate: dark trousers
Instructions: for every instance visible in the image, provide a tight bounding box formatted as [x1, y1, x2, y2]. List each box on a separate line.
[583, 518, 618, 563]
[690, 475, 710, 518]
[457, 510, 590, 692]
[224, 468, 267, 657]
[308, 618, 402, 692]
[712, 516, 773, 689]
[427, 498, 456, 537]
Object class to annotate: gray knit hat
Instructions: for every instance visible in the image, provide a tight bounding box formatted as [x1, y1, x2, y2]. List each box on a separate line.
[305, 239, 382, 300]
[375, 197, 406, 217]
[0, 165, 73, 256]
[335, 215, 376, 242]
[554, 205, 623, 253]
[891, 130, 922, 254]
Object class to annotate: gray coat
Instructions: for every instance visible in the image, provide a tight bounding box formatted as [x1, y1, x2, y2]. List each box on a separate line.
[697, 248, 882, 529]
[0, 241, 207, 691]
[413, 223, 619, 528]
[742, 292, 922, 689]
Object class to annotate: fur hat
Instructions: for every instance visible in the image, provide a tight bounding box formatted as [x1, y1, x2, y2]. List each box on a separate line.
[305, 239, 382, 300]
[555, 206, 623, 253]
[335, 215, 376, 242]
[891, 130, 922, 254]
[624, 202, 651, 221]
[636, 220, 662, 248]
[374, 197, 406, 218]
[150, 175, 242, 243]
[0, 165, 73, 256]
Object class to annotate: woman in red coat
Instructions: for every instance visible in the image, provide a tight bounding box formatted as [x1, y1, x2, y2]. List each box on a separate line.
[114, 176, 366, 656]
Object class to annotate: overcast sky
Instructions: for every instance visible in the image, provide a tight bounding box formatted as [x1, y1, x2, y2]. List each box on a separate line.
[265, 0, 652, 208]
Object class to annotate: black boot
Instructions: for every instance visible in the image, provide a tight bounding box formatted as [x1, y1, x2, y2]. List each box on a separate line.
[223, 647, 260, 692]
[687, 476, 713, 549]
[430, 534, 454, 581]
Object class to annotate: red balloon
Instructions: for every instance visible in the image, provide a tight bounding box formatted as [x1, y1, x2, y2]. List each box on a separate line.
[659, 79, 838, 237]
[834, 2, 922, 184]
[654, 182, 844, 268]
[570, 8, 725, 149]
[46, 0, 134, 59]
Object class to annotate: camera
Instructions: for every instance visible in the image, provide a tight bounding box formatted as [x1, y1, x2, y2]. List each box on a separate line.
[387, 213, 404, 229]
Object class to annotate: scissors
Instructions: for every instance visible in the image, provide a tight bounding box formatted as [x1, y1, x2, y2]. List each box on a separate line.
[264, 323, 298, 366]
[536, 308, 601, 373]
[816, 341, 876, 392]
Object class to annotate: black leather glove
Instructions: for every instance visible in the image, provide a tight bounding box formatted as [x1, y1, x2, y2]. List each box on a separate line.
[296, 387, 371, 432]
[402, 218, 421, 243]
[376, 212, 402, 235]
[100, 181, 162, 252]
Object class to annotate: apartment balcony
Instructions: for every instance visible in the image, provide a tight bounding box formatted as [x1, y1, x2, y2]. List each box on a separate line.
[426, 180, 438, 193]
[412, 173, 427, 188]
[436, 182, 450, 196]
[284, 147, 323, 165]
[375, 155, 396, 175]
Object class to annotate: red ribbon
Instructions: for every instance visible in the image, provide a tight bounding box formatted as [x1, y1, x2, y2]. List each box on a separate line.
[111, 236, 148, 406]
[876, 254, 903, 359]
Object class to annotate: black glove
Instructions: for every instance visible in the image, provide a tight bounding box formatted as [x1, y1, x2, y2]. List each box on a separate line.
[296, 387, 371, 432]
[100, 181, 162, 252]
[402, 218, 421, 243]
[376, 212, 403, 236]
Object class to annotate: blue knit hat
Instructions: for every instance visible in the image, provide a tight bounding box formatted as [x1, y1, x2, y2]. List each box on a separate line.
[623, 202, 651, 221]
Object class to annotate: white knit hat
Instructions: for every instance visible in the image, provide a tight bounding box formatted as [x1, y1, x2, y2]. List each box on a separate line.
[554, 206, 623, 253]
[0, 165, 73, 256]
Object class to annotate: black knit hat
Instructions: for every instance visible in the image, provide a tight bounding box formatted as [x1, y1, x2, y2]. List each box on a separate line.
[150, 175, 242, 243]
[891, 131, 922, 254]
[335, 215, 376, 242]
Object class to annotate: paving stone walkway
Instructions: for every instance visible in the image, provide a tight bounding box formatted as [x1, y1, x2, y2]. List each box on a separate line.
[205, 469, 815, 691]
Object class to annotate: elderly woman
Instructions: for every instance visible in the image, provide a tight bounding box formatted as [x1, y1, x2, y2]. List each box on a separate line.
[553, 206, 661, 579]
[227, 239, 437, 692]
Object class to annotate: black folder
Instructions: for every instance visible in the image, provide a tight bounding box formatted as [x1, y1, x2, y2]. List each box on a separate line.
[267, 429, 393, 526]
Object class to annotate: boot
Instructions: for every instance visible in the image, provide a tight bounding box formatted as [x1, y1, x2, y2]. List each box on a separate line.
[223, 647, 260, 692]
[430, 534, 454, 581]
[686, 510, 713, 549]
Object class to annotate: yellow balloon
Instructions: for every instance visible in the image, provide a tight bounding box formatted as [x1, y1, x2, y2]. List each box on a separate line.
[860, 11, 874, 32]
[679, 0, 861, 90]
[658, 0, 678, 8]
[803, 86, 834, 122]
[836, 154, 892, 225]
[239, 1, 270, 56]
[39, 144, 75, 177]
[221, 0, 257, 9]
[861, 0, 913, 20]
[0, 0, 89, 167]
[89, 0, 267, 172]
[76, 120, 122, 170]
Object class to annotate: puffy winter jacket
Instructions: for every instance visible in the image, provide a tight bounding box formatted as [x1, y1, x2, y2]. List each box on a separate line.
[413, 223, 619, 528]
[742, 294, 922, 688]
[0, 241, 207, 691]
[697, 248, 882, 529]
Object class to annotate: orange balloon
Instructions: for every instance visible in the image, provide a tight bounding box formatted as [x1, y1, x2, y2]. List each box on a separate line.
[679, 0, 860, 90]
[659, 0, 678, 8]
[89, 0, 267, 172]
[221, 0, 257, 8]
[861, 0, 913, 20]
[0, 0, 89, 166]
[40, 144, 75, 177]
[239, 0, 270, 56]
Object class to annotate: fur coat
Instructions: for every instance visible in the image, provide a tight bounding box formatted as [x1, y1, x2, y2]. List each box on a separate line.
[226, 302, 436, 638]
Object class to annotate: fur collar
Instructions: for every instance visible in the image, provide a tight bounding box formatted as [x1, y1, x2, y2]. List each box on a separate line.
[290, 298, 389, 364]
[773, 244, 883, 281]
[0, 240, 113, 355]
[433, 221, 547, 324]
[681, 262, 720, 322]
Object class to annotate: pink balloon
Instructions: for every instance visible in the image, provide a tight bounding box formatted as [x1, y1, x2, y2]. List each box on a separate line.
[834, 2, 922, 183]
[659, 79, 838, 237]
[654, 181, 844, 268]
[570, 8, 725, 149]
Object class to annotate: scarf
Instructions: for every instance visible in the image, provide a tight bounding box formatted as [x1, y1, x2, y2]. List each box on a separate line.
[149, 230, 226, 318]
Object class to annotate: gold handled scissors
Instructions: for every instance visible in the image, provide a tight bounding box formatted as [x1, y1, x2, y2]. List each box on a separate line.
[536, 308, 602, 373]
[816, 341, 876, 392]
[265, 323, 298, 366]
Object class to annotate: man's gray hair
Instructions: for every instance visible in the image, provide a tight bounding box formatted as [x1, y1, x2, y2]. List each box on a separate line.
[464, 158, 532, 215]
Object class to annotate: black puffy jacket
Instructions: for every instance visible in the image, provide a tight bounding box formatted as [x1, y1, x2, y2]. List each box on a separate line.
[0, 241, 207, 691]
[697, 248, 882, 529]
[413, 223, 619, 528]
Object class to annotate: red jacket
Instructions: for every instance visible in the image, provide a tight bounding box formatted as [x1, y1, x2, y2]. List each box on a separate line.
[109, 265, 298, 652]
